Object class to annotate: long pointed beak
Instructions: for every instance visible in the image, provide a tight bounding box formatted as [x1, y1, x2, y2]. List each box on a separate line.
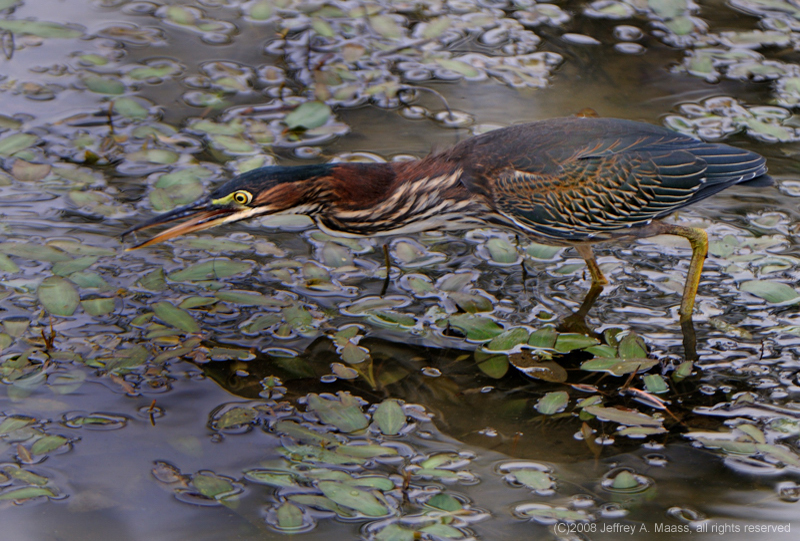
[121, 199, 242, 250]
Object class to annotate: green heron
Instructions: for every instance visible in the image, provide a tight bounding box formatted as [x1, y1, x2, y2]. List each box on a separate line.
[123, 117, 770, 323]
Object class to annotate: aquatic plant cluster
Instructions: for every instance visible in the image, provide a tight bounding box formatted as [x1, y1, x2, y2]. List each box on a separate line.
[0, 0, 798, 538]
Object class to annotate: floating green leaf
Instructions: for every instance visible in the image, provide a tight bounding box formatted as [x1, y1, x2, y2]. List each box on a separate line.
[150, 168, 208, 211]
[153, 302, 200, 333]
[370, 14, 403, 39]
[373, 399, 405, 435]
[643, 374, 669, 394]
[276, 502, 305, 529]
[46, 241, 114, 257]
[138, 268, 166, 291]
[335, 444, 397, 459]
[0, 253, 19, 273]
[192, 472, 234, 499]
[317, 481, 389, 516]
[82, 75, 125, 95]
[4, 467, 48, 486]
[617, 332, 647, 359]
[12, 160, 50, 182]
[516, 504, 588, 521]
[0, 486, 56, 501]
[673, 360, 693, 382]
[427, 492, 462, 511]
[0, 20, 82, 38]
[740, 280, 800, 304]
[275, 420, 336, 445]
[476, 354, 509, 379]
[215, 290, 282, 306]
[249, 0, 273, 19]
[419, 524, 464, 538]
[341, 341, 368, 364]
[0, 133, 38, 156]
[113, 97, 149, 120]
[580, 357, 658, 376]
[513, 470, 554, 491]
[0, 416, 34, 434]
[584, 405, 662, 427]
[0, 243, 71, 262]
[485, 238, 518, 263]
[307, 393, 368, 433]
[30, 435, 68, 455]
[38, 276, 80, 316]
[288, 494, 354, 516]
[526, 243, 562, 259]
[285, 101, 331, 130]
[215, 407, 256, 429]
[81, 297, 116, 317]
[445, 314, 503, 341]
[435, 58, 479, 78]
[169, 259, 252, 281]
[485, 327, 529, 352]
[554, 333, 599, 352]
[53, 256, 97, 277]
[535, 391, 569, 415]
[374, 525, 415, 541]
[527, 327, 558, 349]
[244, 470, 299, 488]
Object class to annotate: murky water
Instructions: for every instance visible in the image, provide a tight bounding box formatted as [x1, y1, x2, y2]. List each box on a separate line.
[0, 0, 799, 539]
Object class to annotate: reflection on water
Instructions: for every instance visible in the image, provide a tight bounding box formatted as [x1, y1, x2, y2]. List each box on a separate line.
[0, 0, 799, 539]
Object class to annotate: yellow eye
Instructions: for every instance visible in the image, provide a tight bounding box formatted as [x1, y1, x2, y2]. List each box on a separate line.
[232, 190, 252, 205]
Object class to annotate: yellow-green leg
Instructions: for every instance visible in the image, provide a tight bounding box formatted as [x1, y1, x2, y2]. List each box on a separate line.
[575, 244, 609, 287]
[657, 224, 708, 323]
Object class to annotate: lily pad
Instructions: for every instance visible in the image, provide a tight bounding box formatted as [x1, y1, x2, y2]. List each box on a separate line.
[554, 333, 599, 352]
[83, 75, 125, 95]
[306, 392, 368, 433]
[373, 399, 405, 435]
[0, 416, 35, 434]
[485, 327, 530, 352]
[527, 327, 558, 349]
[274, 420, 336, 446]
[513, 470, 554, 491]
[38, 276, 80, 316]
[0, 243, 71, 262]
[427, 493, 462, 511]
[169, 260, 253, 281]
[580, 357, 659, 376]
[535, 391, 569, 415]
[0, 20, 82, 38]
[0, 486, 56, 501]
[445, 314, 503, 341]
[153, 302, 200, 333]
[740, 280, 800, 304]
[30, 435, 68, 455]
[285, 101, 332, 130]
[275, 502, 305, 530]
[192, 472, 235, 500]
[584, 405, 663, 427]
[81, 297, 116, 317]
[215, 290, 283, 306]
[0, 133, 38, 157]
[53, 256, 97, 277]
[317, 481, 389, 516]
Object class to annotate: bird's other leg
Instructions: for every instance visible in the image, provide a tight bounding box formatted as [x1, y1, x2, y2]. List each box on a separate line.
[655, 224, 708, 323]
[557, 283, 603, 336]
[380, 243, 391, 297]
[575, 244, 609, 287]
